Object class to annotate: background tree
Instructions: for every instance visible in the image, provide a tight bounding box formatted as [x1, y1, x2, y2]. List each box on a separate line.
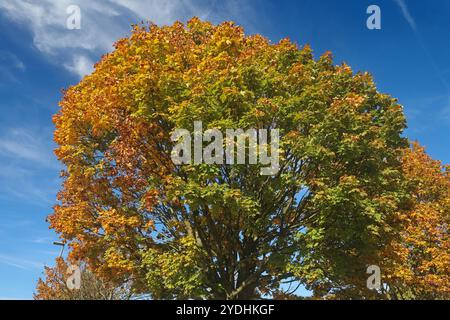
[382, 143, 450, 299]
[34, 258, 134, 300]
[50, 18, 408, 299]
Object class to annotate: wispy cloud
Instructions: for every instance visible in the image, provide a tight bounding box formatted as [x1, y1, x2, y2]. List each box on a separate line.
[0, 253, 43, 270]
[0, 0, 212, 78]
[0, 128, 57, 169]
[439, 96, 450, 122]
[0, 51, 25, 70]
[394, 0, 417, 31]
[0, 50, 26, 84]
[30, 236, 53, 245]
[0, 127, 60, 205]
[0, 0, 264, 79]
[393, 0, 449, 90]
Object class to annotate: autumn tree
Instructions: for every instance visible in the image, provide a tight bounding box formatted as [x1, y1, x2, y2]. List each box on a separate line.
[382, 143, 450, 299]
[34, 258, 134, 300]
[50, 18, 408, 299]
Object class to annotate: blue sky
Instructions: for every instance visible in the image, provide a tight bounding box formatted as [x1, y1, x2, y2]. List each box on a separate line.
[0, 0, 449, 299]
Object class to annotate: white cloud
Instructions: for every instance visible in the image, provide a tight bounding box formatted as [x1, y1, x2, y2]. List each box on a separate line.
[394, 0, 417, 31]
[64, 55, 94, 78]
[110, 0, 209, 24]
[0, 0, 213, 78]
[0, 0, 121, 54]
[0, 0, 262, 79]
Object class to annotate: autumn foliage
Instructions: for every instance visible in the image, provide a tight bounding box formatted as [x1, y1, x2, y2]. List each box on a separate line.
[382, 143, 450, 299]
[47, 18, 448, 299]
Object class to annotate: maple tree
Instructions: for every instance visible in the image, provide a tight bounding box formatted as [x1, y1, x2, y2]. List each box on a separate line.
[382, 143, 450, 299]
[49, 17, 419, 299]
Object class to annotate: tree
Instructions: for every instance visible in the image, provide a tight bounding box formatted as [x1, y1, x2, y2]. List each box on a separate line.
[50, 18, 408, 299]
[34, 258, 134, 300]
[382, 143, 450, 299]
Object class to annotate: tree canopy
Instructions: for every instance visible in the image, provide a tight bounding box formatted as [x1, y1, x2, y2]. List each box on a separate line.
[47, 18, 448, 299]
[382, 143, 449, 299]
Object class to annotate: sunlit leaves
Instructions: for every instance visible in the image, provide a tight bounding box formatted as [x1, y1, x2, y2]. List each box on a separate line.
[49, 17, 417, 299]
